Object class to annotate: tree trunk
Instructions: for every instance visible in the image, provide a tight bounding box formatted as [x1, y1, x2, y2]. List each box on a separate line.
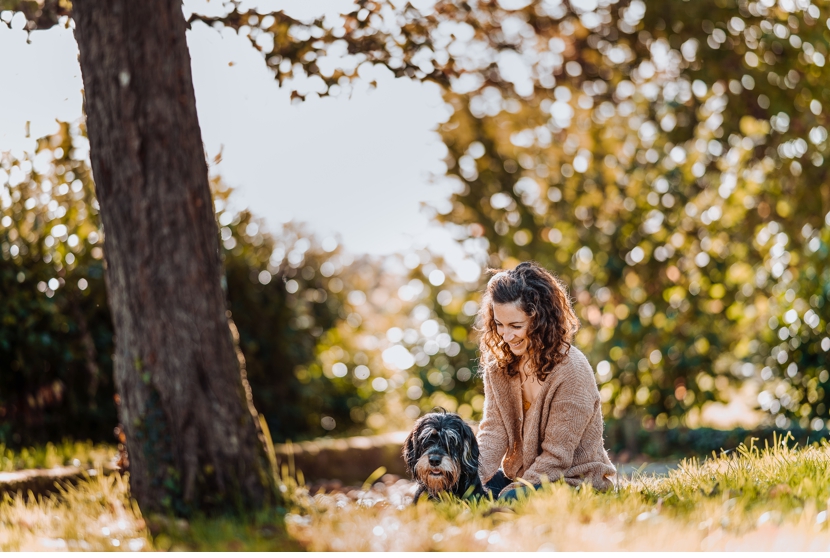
[71, 0, 271, 514]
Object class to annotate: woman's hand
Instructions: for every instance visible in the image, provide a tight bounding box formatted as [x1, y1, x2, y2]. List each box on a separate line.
[498, 481, 524, 499]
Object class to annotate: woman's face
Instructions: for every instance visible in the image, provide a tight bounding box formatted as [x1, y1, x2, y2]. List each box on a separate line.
[493, 302, 531, 358]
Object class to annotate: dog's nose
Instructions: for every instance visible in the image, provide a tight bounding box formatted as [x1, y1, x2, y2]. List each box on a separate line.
[428, 455, 442, 467]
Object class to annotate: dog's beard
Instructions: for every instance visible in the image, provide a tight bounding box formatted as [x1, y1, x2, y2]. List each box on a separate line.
[414, 454, 460, 496]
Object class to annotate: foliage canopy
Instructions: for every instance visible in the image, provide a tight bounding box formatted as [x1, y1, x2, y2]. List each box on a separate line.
[2, 0, 830, 437]
[201, 0, 830, 429]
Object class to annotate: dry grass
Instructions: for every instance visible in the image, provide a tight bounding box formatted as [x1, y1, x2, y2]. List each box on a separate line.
[0, 466, 300, 551]
[2, 435, 829, 551]
[0, 470, 149, 551]
[286, 436, 830, 551]
[0, 440, 116, 472]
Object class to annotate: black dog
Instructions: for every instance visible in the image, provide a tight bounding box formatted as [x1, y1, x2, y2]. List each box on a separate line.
[402, 410, 484, 502]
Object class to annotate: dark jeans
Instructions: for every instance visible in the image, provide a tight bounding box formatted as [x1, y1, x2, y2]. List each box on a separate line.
[484, 469, 543, 501]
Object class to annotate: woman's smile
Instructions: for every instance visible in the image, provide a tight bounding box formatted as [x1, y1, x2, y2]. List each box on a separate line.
[508, 338, 525, 349]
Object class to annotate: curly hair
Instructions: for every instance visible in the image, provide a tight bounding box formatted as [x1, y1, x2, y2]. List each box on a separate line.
[477, 261, 580, 381]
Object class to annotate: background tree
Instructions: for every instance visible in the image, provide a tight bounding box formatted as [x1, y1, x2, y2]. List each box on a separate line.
[0, 125, 384, 447]
[0, 0, 276, 514]
[198, 0, 830, 430]
[213, 182, 385, 441]
[5, 0, 830, 456]
[0, 122, 113, 446]
[71, 0, 275, 514]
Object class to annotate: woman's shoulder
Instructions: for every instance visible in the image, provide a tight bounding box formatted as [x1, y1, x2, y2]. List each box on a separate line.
[478, 357, 495, 375]
[563, 344, 589, 367]
[479, 359, 503, 381]
[552, 345, 596, 384]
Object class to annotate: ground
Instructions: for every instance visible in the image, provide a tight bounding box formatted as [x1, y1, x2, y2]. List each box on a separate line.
[1, 436, 829, 551]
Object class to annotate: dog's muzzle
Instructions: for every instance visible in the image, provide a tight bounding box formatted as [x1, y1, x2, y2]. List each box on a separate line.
[415, 452, 460, 496]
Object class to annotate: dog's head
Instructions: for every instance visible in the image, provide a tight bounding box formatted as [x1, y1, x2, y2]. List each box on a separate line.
[402, 410, 479, 497]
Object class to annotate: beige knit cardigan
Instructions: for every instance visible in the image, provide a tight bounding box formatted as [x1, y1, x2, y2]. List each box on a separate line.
[477, 346, 617, 495]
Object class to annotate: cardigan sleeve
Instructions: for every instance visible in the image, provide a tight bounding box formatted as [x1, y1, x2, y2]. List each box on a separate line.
[476, 367, 509, 484]
[516, 364, 598, 487]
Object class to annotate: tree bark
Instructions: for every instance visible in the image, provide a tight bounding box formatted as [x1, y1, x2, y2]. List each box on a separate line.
[71, 0, 271, 514]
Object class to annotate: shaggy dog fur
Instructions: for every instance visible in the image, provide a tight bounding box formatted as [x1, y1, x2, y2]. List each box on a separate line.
[402, 410, 483, 502]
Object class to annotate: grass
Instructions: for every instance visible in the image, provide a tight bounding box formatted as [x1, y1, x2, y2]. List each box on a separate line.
[0, 470, 148, 551]
[287, 434, 830, 552]
[0, 469, 300, 551]
[0, 440, 116, 472]
[1, 434, 829, 551]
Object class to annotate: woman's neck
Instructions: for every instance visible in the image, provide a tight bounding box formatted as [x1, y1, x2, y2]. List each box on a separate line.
[518, 354, 533, 376]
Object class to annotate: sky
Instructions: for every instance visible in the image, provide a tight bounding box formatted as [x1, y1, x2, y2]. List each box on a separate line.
[0, 0, 481, 280]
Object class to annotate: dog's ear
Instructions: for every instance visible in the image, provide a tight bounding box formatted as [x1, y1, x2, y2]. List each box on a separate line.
[456, 419, 482, 498]
[460, 421, 480, 479]
[402, 424, 419, 474]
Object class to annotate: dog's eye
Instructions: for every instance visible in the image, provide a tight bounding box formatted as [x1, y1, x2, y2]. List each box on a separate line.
[440, 436, 458, 450]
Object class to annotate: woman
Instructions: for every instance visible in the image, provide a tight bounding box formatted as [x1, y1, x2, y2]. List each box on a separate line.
[476, 262, 616, 499]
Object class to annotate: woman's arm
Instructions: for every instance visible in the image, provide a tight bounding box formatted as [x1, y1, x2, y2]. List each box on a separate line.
[515, 366, 598, 488]
[476, 367, 509, 484]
